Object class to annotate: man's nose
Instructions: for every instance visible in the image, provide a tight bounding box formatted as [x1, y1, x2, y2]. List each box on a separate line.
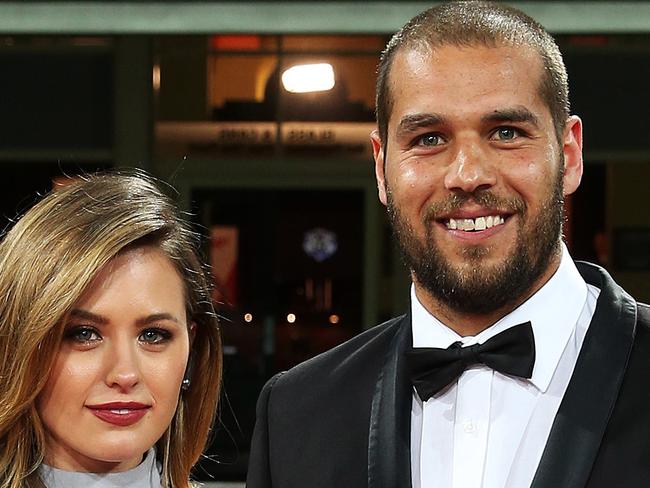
[104, 341, 141, 390]
[443, 140, 496, 193]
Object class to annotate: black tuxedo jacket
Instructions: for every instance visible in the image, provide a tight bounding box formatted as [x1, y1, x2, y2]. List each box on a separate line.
[247, 262, 650, 487]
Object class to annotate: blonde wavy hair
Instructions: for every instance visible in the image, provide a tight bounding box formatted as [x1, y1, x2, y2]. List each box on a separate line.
[0, 171, 222, 488]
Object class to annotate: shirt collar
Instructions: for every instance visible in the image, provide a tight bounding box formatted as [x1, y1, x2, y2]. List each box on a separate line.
[39, 448, 161, 487]
[411, 243, 588, 392]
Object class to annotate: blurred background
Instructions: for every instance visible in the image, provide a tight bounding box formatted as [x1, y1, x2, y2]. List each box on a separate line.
[1, 1, 650, 484]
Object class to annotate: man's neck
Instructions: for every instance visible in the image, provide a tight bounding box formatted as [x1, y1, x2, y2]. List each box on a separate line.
[413, 254, 563, 337]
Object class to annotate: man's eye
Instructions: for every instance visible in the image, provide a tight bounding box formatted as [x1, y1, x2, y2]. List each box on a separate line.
[65, 326, 101, 343]
[416, 133, 443, 147]
[139, 328, 171, 344]
[493, 127, 520, 141]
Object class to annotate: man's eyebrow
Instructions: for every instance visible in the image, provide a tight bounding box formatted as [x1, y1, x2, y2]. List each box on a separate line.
[396, 113, 447, 137]
[481, 107, 540, 127]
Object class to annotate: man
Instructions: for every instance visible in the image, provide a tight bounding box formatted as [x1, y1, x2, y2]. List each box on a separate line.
[247, 2, 650, 487]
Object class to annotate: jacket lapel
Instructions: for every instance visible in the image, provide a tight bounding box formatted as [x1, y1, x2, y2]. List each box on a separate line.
[368, 313, 413, 488]
[531, 262, 637, 488]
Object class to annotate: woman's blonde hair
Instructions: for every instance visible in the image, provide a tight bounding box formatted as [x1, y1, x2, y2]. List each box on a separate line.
[0, 171, 222, 488]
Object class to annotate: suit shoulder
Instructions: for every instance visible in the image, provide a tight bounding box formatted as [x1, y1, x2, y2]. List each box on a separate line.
[625, 302, 650, 355]
[273, 314, 407, 389]
[636, 302, 650, 328]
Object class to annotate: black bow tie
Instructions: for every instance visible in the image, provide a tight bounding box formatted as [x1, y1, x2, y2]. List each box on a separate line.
[406, 322, 535, 401]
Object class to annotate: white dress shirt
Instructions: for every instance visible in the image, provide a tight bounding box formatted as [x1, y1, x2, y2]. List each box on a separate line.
[410, 244, 600, 488]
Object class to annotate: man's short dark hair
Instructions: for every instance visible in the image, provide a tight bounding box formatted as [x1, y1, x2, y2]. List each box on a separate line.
[376, 1, 569, 145]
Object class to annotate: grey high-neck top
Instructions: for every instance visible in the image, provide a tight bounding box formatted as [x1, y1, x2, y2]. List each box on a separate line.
[39, 449, 162, 488]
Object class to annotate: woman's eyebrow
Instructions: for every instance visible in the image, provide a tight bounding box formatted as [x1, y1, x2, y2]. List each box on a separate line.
[69, 309, 108, 324]
[69, 310, 182, 326]
[135, 313, 182, 327]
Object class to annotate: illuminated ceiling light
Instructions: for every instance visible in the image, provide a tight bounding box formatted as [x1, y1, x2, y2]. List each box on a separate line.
[329, 314, 340, 325]
[287, 313, 296, 324]
[244, 313, 253, 323]
[152, 64, 161, 92]
[281, 63, 335, 94]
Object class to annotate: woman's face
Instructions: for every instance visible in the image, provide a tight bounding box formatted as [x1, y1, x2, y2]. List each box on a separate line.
[37, 246, 192, 472]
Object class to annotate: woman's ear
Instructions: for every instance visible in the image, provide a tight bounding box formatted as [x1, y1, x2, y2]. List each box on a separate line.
[189, 322, 197, 345]
[182, 323, 197, 391]
[182, 354, 194, 391]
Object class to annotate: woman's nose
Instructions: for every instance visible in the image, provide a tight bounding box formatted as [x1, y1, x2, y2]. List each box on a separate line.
[104, 341, 141, 390]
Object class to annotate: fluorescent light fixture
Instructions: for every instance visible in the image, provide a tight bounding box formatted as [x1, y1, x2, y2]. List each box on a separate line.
[281, 63, 335, 93]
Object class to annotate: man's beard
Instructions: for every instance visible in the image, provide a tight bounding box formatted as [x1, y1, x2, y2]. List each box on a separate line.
[387, 167, 565, 316]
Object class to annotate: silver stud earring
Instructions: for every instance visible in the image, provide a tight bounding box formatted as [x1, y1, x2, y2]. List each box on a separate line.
[182, 354, 194, 391]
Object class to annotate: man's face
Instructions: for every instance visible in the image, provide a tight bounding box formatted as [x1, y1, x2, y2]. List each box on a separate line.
[371, 44, 583, 318]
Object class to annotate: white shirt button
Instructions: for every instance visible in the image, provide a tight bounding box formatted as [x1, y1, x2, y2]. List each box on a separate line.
[463, 420, 475, 433]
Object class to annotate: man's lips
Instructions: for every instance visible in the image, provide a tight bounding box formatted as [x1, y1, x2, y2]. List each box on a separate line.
[430, 210, 515, 242]
[444, 214, 507, 231]
[86, 402, 151, 427]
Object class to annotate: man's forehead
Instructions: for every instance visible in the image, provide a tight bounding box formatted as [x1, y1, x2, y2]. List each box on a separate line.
[387, 43, 547, 112]
[392, 42, 543, 76]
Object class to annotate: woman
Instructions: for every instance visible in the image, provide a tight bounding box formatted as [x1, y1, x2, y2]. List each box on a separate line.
[0, 171, 222, 487]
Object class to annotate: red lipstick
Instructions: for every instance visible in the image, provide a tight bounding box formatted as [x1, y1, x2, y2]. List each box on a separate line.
[86, 402, 150, 427]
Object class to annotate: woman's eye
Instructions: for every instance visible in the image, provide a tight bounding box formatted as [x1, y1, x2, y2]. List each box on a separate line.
[65, 326, 101, 344]
[416, 133, 443, 147]
[493, 127, 519, 141]
[139, 328, 171, 344]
